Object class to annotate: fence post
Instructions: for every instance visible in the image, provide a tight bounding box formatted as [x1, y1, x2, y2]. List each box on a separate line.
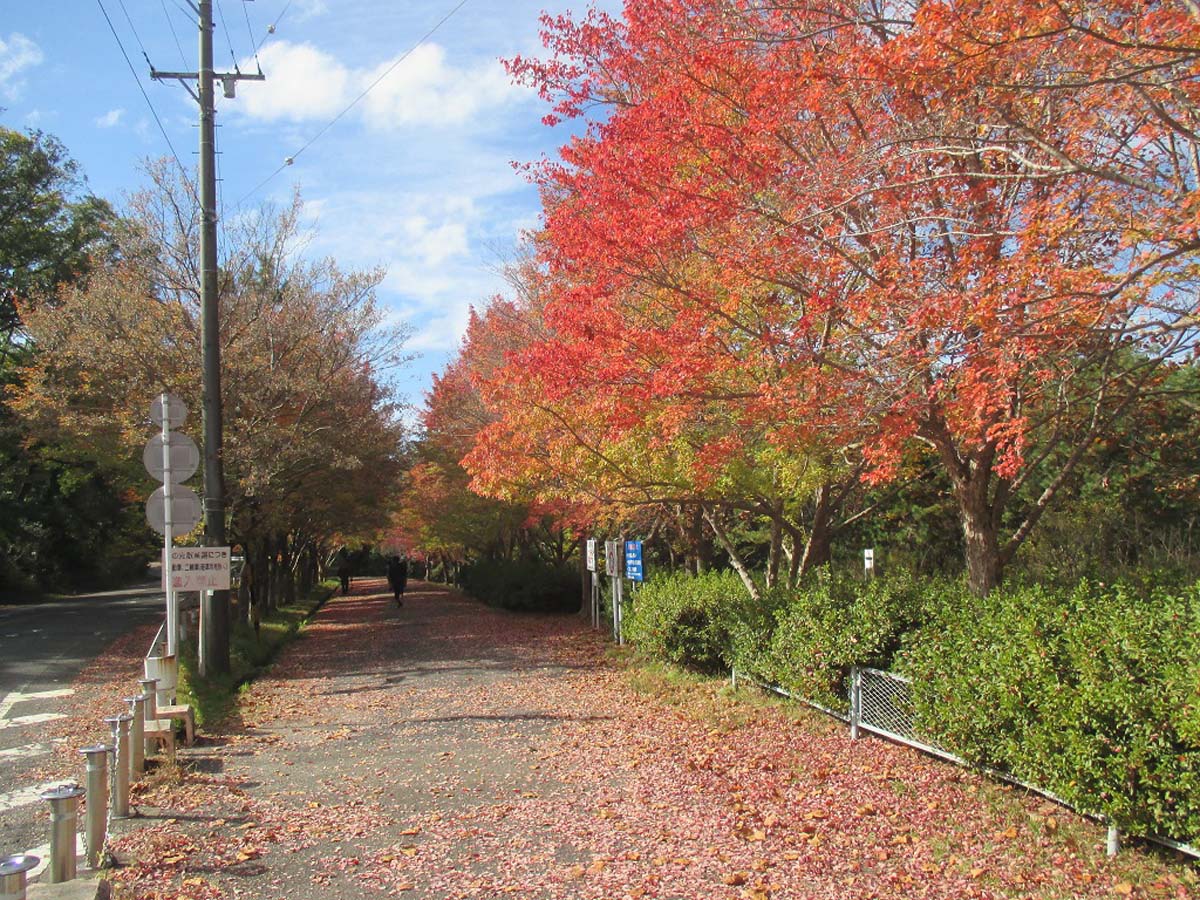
[79, 745, 110, 869]
[103, 714, 132, 818]
[1107, 825, 1121, 856]
[126, 694, 147, 777]
[40, 785, 85, 883]
[850, 666, 862, 741]
[0, 854, 39, 900]
[139, 678, 159, 758]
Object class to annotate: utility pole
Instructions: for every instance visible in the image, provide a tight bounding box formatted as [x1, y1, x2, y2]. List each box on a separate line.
[152, 1, 263, 675]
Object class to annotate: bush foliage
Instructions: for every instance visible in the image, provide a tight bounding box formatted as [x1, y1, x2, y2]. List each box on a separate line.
[904, 580, 1200, 842]
[458, 558, 580, 613]
[625, 569, 1200, 843]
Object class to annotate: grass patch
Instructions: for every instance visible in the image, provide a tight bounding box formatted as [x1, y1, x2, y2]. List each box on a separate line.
[177, 581, 335, 727]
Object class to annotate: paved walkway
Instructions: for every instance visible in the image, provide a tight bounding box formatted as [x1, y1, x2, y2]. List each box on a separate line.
[105, 580, 1180, 900]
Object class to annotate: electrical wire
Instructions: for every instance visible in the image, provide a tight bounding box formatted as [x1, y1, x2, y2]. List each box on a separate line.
[235, 0, 474, 207]
[161, 0, 189, 68]
[96, 0, 200, 207]
[214, 0, 241, 71]
[256, 0, 294, 53]
[242, 0, 264, 71]
[116, 0, 154, 68]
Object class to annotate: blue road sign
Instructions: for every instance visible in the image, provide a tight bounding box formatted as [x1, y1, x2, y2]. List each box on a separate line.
[624, 540, 644, 583]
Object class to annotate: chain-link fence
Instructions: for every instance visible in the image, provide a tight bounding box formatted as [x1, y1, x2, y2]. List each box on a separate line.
[733, 663, 1198, 860]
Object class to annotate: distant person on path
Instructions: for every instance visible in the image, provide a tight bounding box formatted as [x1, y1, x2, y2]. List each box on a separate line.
[387, 555, 408, 606]
[337, 556, 352, 595]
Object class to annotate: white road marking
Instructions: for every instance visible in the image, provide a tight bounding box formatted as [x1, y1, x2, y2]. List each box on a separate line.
[0, 713, 67, 730]
[0, 781, 74, 813]
[0, 741, 55, 760]
[1, 688, 72, 720]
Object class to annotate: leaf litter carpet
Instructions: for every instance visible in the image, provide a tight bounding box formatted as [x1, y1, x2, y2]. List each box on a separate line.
[106, 581, 1192, 899]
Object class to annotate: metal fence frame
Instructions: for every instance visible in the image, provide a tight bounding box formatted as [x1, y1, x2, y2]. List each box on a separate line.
[732, 664, 1199, 860]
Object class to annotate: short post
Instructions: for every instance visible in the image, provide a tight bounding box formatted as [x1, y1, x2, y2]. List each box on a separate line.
[103, 713, 132, 818]
[125, 694, 147, 776]
[139, 678, 158, 758]
[1106, 824, 1121, 856]
[79, 745, 110, 869]
[40, 785, 85, 883]
[0, 854, 39, 900]
[849, 666, 862, 741]
[730, 668, 738, 689]
[863, 547, 875, 578]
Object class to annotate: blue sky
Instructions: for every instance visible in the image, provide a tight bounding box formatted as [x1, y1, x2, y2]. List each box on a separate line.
[0, 0, 608, 418]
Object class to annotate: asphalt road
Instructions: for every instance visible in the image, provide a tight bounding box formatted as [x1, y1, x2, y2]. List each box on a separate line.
[0, 578, 165, 862]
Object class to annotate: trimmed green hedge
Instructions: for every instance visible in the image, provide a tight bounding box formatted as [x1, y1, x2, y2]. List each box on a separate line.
[624, 569, 750, 673]
[903, 580, 1200, 842]
[458, 558, 580, 613]
[624, 568, 1200, 843]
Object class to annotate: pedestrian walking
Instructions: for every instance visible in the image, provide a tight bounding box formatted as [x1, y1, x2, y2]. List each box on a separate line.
[337, 556, 352, 595]
[387, 555, 408, 606]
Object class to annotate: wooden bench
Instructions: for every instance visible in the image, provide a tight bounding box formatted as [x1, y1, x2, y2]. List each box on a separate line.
[157, 703, 196, 746]
[142, 718, 177, 762]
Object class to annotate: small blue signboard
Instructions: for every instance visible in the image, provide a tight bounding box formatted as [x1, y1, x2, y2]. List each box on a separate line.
[624, 540, 644, 583]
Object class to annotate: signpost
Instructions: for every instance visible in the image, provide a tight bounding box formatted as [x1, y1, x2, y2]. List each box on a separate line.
[144, 392, 229, 658]
[585, 539, 600, 628]
[604, 540, 623, 643]
[165, 547, 231, 592]
[624, 540, 644, 583]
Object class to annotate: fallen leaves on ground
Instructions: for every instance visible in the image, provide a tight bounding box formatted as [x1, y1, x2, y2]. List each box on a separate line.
[96, 580, 1191, 899]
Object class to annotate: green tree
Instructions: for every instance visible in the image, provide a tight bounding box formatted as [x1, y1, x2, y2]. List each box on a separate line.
[0, 124, 132, 593]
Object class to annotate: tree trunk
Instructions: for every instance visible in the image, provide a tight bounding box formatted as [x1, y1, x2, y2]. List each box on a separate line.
[797, 484, 833, 579]
[765, 500, 784, 589]
[962, 495, 1002, 596]
[702, 507, 761, 602]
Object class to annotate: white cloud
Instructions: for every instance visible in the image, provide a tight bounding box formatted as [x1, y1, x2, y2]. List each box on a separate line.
[233, 41, 349, 122]
[230, 39, 523, 130]
[360, 43, 521, 129]
[95, 108, 125, 129]
[0, 32, 43, 100]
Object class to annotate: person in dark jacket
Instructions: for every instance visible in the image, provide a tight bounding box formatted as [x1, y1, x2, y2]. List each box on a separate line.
[387, 555, 408, 606]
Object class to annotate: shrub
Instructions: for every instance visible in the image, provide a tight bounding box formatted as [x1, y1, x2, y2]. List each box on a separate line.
[905, 579, 1200, 843]
[458, 558, 580, 613]
[624, 569, 750, 672]
[753, 572, 931, 709]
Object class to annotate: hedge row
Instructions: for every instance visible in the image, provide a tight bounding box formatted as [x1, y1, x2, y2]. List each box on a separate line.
[624, 570, 1200, 844]
[458, 558, 580, 613]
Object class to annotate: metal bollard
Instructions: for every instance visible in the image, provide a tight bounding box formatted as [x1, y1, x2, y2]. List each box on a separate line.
[138, 679, 159, 758]
[125, 694, 147, 776]
[40, 785, 85, 883]
[0, 854, 39, 900]
[78, 745, 110, 869]
[102, 714, 132, 818]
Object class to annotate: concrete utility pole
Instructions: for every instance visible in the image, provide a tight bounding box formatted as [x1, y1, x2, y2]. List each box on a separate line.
[152, 0, 263, 675]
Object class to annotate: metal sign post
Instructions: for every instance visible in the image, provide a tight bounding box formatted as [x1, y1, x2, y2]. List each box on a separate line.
[586, 539, 600, 629]
[604, 540, 623, 643]
[145, 393, 203, 657]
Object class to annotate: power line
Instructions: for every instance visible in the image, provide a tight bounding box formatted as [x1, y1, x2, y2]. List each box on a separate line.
[257, 0, 294, 52]
[235, 0, 474, 207]
[242, 0, 264, 71]
[161, 0, 189, 68]
[116, 0, 154, 68]
[96, 0, 199, 206]
[215, 0, 241, 71]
